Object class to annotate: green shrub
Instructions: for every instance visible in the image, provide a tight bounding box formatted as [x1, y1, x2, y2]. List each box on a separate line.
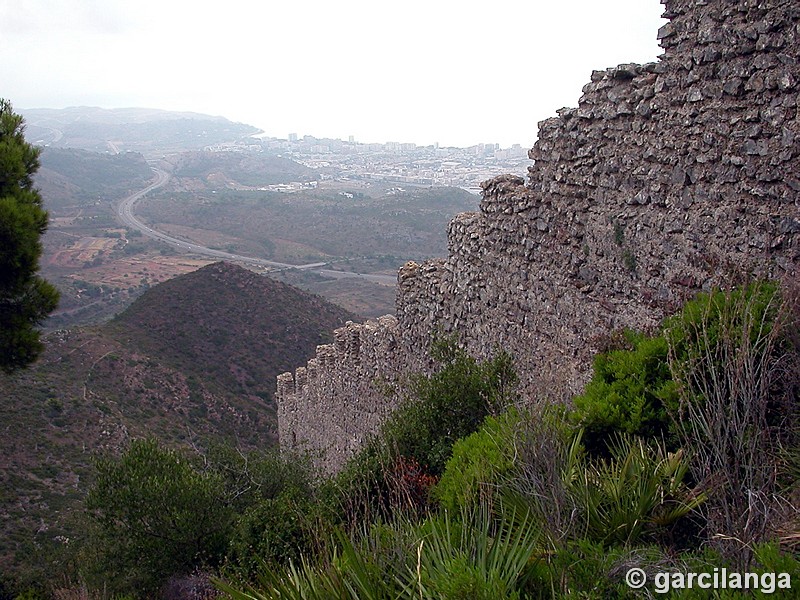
[205, 444, 312, 512]
[663, 281, 799, 566]
[412, 504, 539, 600]
[665, 282, 781, 370]
[318, 436, 394, 530]
[218, 529, 394, 600]
[524, 538, 646, 599]
[83, 443, 316, 595]
[329, 338, 518, 526]
[217, 502, 540, 600]
[654, 542, 799, 598]
[382, 337, 518, 476]
[225, 489, 320, 580]
[503, 404, 579, 547]
[84, 439, 234, 594]
[572, 283, 792, 459]
[664, 282, 796, 444]
[565, 434, 705, 547]
[11, 589, 48, 600]
[435, 409, 521, 513]
[572, 330, 677, 455]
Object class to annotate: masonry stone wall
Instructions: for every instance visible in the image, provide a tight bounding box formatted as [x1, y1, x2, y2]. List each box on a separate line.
[278, 0, 800, 474]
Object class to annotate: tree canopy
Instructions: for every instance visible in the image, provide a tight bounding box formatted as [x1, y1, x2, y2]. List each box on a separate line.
[0, 99, 59, 372]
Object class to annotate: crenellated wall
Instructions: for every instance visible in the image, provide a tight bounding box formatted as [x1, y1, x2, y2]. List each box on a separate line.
[278, 0, 800, 474]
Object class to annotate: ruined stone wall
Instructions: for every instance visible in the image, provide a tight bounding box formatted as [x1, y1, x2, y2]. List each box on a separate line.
[278, 0, 800, 474]
[276, 316, 416, 473]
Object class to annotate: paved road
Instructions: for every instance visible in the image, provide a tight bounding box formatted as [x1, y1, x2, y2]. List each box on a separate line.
[115, 168, 397, 284]
[315, 269, 397, 284]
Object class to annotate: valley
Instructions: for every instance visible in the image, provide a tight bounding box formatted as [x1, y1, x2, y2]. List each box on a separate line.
[38, 142, 481, 327]
[1, 108, 491, 588]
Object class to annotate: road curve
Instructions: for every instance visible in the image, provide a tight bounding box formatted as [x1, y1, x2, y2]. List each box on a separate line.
[116, 168, 330, 271]
[115, 168, 397, 284]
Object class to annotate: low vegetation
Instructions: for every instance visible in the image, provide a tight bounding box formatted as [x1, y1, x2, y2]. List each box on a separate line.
[221, 280, 797, 599]
[138, 185, 478, 266]
[37, 148, 154, 209]
[106, 262, 355, 405]
[5, 280, 798, 599]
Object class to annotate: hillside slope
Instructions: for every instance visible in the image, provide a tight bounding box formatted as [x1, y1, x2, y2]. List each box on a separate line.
[36, 148, 154, 211]
[106, 261, 355, 404]
[0, 262, 354, 582]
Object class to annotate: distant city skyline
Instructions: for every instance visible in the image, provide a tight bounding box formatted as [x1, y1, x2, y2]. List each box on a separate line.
[1, 0, 667, 148]
[272, 132, 523, 149]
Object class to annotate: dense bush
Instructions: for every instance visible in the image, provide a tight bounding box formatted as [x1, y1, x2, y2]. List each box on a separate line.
[524, 538, 652, 599]
[565, 434, 704, 547]
[572, 281, 798, 460]
[571, 330, 677, 455]
[329, 338, 518, 526]
[412, 504, 540, 600]
[218, 502, 540, 600]
[382, 337, 518, 476]
[435, 409, 520, 513]
[504, 403, 579, 547]
[664, 281, 799, 566]
[204, 442, 312, 511]
[82, 439, 313, 596]
[225, 489, 318, 580]
[85, 439, 233, 594]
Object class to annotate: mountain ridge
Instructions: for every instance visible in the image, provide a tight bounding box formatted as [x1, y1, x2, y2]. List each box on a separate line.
[21, 106, 248, 125]
[21, 106, 259, 153]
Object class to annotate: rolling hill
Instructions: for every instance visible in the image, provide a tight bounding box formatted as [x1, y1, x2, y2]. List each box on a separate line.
[21, 106, 260, 154]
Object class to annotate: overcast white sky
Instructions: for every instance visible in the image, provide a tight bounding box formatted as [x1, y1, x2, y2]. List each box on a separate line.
[1, 0, 667, 148]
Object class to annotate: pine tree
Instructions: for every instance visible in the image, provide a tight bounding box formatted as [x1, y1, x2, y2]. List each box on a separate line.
[0, 99, 59, 372]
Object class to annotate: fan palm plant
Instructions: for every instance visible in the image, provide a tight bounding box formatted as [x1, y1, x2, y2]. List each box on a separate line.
[566, 433, 705, 546]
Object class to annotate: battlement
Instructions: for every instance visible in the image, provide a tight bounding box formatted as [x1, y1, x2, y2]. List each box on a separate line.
[278, 0, 799, 473]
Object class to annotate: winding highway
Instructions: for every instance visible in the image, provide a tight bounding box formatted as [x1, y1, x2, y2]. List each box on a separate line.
[115, 168, 397, 284]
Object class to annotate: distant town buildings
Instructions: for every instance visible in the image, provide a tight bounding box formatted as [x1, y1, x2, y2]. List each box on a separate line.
[219, 134, 530, 193]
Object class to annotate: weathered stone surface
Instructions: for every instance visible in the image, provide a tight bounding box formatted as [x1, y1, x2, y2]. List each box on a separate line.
[277, 0, 800, 475]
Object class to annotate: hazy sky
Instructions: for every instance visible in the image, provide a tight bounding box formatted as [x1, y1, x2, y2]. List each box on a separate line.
[1, 0, 667, 148]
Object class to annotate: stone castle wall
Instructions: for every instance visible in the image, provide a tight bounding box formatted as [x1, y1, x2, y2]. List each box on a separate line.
[278, 0, 800, 474]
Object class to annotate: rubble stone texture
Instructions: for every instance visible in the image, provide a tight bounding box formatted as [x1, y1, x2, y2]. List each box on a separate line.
[278, 0, 800, 474]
